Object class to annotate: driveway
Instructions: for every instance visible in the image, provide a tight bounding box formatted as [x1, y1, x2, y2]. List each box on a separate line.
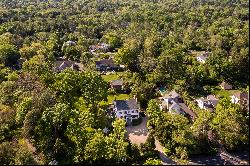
[126, 117, 176, 165]
[125, 117, 149, 145]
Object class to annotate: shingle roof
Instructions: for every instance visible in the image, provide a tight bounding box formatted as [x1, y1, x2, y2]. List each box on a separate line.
[179, 103, 197, 118]
[111, 79, 123, 86]
[207, 95, 219, 107]
[114, 99, 139, 111]
[96, 59, 116, 67]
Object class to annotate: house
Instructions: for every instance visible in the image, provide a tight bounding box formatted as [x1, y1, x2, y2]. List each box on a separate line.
[110, 79, 123, 91]
[196, 95, 219, 111]
[231, 92, 249, 105]
[207, 95, 219, 108]
[53, 60, 83, 72]
[219, 81, 232, 90]
[65, 40, 76, 46]
[196, 52, 209, 63]
[89, 43, 110, 53]
[95, 59, 117, 71]
[113, 99, 140, 123]
[159, 90, 196, 120]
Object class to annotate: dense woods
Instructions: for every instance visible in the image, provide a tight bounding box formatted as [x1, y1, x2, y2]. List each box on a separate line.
[0, 0, 249, 165]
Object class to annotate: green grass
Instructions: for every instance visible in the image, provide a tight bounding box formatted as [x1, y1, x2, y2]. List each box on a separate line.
[99, 93, 131, 106]
[212, 86, 240, 100]
[107, 93, 130, 104]
[101, 72, 125, 82]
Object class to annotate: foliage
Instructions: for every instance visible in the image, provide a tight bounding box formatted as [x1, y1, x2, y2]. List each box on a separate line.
[143, 158, 162, 165]
[211, 98, 249, 150]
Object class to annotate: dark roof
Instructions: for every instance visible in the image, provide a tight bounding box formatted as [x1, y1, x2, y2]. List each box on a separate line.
[179, 103, 197, 118]
[111, 79, 123, 86]
[114, 99, 139, 111]
[96, 59, 115, 67]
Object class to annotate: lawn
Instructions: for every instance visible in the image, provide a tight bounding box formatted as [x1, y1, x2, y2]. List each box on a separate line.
[212, 86, 240, 100]
[107, 93, 130, 104]
[101, 72, 126, 82]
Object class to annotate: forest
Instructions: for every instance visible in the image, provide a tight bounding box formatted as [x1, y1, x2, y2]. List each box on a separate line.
[0, 0, 249, 165]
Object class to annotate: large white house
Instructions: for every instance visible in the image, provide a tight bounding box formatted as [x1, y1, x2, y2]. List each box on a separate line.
[113, 99, 140, 122]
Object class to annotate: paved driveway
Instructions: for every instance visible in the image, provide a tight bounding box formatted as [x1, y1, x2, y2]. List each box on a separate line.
[126, 117, 176, 165]
[125, 117, 149, 145]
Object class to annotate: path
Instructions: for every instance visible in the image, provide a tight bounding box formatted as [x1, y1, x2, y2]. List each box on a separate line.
[126, 117, 176, 165]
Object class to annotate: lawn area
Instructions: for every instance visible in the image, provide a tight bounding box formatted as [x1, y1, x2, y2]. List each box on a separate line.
[212, 86, 240, 100]
[101, 72, 125, 82]
[107, 93, 130, 104]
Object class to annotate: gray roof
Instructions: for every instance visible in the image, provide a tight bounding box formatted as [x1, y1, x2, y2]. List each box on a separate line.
[207, 95, 219, 107]
[54, 60, 79, 72]
[114, 99, 139, 111]
[197, 55, 208, 61]
[96, 59, 116, 67]
[111, 79, 123, 86]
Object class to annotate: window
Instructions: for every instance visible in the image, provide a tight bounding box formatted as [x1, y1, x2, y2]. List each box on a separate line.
[119, 112, 122, 114]
[131, 110, 134, 113]
[135, 110, 138, 113]
[124, 111, 127, 114]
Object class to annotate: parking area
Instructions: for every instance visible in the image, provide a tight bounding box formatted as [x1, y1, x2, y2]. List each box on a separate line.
[125, 116, 149, 145]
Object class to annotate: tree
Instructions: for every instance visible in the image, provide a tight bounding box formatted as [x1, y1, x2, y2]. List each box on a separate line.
[84, 130, 107, 163]
[14, 139, 38, 165]
[154, 113, 196, 158]
[105, 119, 128, 163]
[53, 70, 108, 108]
[102, 32, 122, 50]
[192, 110, 213, 141]
[0, 44, 20, 67]
[144, 158, 162, 165]
[0, 141, 17, 165]
[19, 42, 47, 60]
[146, 99, 163, 130]
[61, 42, 81, 61]
[211, 98, 249, 150]
[115, 38, 141, 72]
